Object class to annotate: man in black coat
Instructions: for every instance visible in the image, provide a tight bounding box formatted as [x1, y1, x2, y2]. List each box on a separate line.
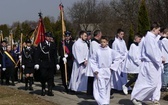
[34, 32, 60, 96]
[0, 40, 7, 85]
[59, 31, 74, 92]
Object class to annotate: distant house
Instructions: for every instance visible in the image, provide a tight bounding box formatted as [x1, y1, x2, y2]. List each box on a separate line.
[80, 23, 100, 31]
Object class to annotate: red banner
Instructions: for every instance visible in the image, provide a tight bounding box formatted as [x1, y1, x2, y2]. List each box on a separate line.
[34, 17, 45, 46]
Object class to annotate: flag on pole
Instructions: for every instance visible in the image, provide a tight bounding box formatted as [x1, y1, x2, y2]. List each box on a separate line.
[30, 27, 38, 45]
[9, 31, 14, 50]
[59, 3, 66, 37]
[59, 3, 68, 85]
[33, 12, 45, 46]
[0, 30, 3, 42]
[19, 32, 23, 52]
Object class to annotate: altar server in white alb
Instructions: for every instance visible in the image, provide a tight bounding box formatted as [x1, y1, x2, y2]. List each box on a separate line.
[159, 28, 168, 91]
[69, 30, 89, 92]
[122, 33, 142, 95]
[111, 29, 128, 90]
[131, 22, 165, 105]
[90, 36, 121, 105]
[86, 30, 102, 96]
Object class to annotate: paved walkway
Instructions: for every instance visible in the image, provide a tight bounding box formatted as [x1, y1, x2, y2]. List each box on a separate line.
[8, 75, 168, 105]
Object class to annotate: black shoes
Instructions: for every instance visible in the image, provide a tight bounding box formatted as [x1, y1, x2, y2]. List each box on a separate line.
[1, 81, 4, 85]
[41, 90, 54, 96]
[41, 89, 46, 96]
[11, 83, 15, 86]
[47, 91, 54, 96]
[25, 86, 28, 90]
[161, 86, 168, 92]
[29, 86, 33, 90]
[52, 83, 56, 87]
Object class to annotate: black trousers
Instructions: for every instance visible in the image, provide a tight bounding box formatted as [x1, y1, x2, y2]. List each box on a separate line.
[87, 77, 94, 95]
[5, 67, 15, 84]
[34, 70, 41, 82]
[1, 69, 5, 84]
[67, 62, 73, 81]
[40, 67, 54, 90]
[125, 74, 138, 87]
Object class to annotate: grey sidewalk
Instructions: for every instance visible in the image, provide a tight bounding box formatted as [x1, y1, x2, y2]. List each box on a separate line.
[8, 75, 168, 105]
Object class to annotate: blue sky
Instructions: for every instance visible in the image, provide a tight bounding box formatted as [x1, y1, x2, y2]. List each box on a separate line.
[0, 0, 78, 25]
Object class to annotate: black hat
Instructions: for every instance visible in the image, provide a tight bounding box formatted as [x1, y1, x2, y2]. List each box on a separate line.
[1, 40, 7, 43]
[45, 32, 53, 37]
[25, 38, 31, 43]
[87, 31, 91, 36]
[64, 31, 71, 36]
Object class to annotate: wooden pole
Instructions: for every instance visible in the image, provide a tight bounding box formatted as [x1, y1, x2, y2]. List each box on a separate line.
[0, 30, 2, 41]
[0, 30, 4, 41]
[20, 32, 23, 52]
[19, 32, 23, 81]
[60, 4, 68, 85]
[10, 31, 13, 50]
[1, 33, 3, 40]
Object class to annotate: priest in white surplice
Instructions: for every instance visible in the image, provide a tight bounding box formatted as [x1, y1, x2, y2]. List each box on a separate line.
[68, 31, 89, 92]
[131, 22, 165, 105]
[90, 36, 121, 105]
[111, 29, 128, 90]
[86, 30, 102, 95]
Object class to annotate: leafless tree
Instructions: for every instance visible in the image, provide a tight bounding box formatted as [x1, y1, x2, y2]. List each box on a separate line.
[68, 0, 102, 32]
[147, 0, 168, 27]
[110, 0, 140, 33]
[68, 0, 168, 39]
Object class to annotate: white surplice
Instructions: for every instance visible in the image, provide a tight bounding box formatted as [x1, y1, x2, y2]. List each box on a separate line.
[159, 37, 168, 87]
[131, 31, 163, 101]
[111, 37, 128, 90]
[156, 35, 161, 42]
[90, 46, 121, 105]
[139, 36, 144, 55]
[159, 37, 168, 64]
[68, 38, 89, 91]
[123, 42, 141, 74]
[86, 39, 100, 77]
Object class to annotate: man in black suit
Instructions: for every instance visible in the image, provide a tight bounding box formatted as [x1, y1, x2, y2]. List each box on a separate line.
[59, 31, 74, 92]
[34, 32, 60, 96]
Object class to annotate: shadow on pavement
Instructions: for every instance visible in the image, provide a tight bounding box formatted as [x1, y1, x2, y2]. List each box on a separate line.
[118, 99, 134, 105]
[17, 86, 25, 90]
[17, 86, 41, 95]
[118, 99, 148, 105]
[76, 93, 94, 100]
[77, 101, 97, 105]
[52, 84, 66, 93]
[29, 90, 42, 95]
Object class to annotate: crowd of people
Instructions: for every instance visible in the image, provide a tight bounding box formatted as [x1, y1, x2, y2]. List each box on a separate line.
[0, 22, 168, 105]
